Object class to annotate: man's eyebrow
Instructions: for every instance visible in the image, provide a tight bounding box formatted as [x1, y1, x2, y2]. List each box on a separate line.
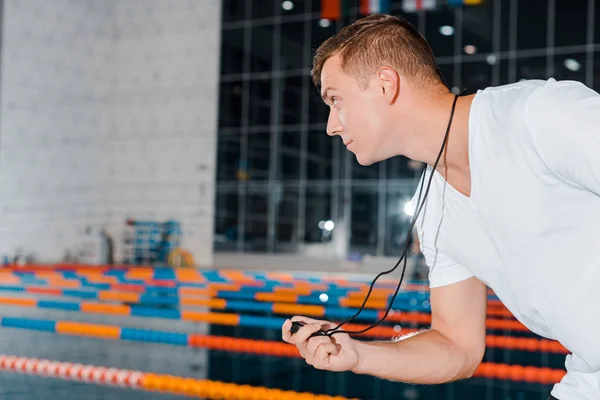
[321, 86, 336, 102]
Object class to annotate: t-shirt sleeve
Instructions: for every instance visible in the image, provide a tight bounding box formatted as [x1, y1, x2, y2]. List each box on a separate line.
[525, 79, 600, 196]
[413, 193, 474, 288]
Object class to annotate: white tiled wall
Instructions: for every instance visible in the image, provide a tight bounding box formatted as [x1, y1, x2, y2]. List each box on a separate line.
[0, 0, 220, 265]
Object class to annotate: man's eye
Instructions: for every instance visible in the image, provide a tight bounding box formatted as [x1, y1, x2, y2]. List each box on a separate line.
[332, 98, 339, 106]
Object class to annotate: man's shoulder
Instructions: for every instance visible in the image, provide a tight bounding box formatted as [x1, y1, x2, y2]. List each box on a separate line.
[516, 78, 599, 135]
[526, 78, 597, 110]
[477, 79, 548, 100]
[480, 78, 595, 107]
[472, 78, 596, 129]
[521, 78, 600, 163]
[467, 81, 547, 132]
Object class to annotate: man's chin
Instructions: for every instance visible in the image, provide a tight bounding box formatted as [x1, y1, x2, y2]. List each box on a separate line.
[354, 152, 377, 166]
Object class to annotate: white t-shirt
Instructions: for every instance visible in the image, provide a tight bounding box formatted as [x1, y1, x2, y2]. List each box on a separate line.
[414, 78, 600, 400]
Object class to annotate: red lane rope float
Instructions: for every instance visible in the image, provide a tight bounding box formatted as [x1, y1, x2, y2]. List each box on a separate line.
[0, 353, 566, 388]
[193, 333, 569, 356]
[377, 310, 520, 326]
[473, 362, 566, 385]
[0, 355, 359, 399]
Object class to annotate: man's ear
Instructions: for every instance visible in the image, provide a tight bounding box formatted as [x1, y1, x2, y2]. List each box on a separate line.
[377, 67, 400, 104]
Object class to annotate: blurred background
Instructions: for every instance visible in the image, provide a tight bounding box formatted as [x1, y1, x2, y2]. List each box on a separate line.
[215, 0, 600, 265]
[0, 0, 596, 399]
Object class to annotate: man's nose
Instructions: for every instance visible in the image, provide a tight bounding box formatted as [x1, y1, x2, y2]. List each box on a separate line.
[326, 111, 342, 137]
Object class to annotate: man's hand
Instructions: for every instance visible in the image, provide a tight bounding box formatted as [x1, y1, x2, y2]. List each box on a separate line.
[281, 277, 486, 383]
[281, 316, 360, 372]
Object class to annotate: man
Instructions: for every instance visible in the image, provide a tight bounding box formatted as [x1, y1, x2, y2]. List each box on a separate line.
[280, 14, 600, 400]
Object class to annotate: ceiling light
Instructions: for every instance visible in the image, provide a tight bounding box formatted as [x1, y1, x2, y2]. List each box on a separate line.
[282, 1, 294, 11]
[464, 45, 477, 54]
[564, 58, 581, 72]
[439, 25, 454, 36]
[404, 201, 414, 217]
[319, 18, 331, 28]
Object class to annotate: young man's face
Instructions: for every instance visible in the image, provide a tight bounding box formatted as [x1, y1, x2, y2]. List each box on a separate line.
[320, 54, 392, 166]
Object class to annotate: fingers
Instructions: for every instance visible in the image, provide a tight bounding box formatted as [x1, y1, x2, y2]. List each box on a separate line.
[291, 316, 335, 332]
[305, 335, 335, 366]
[305, 335, 332, 359]
[291, 315, 320, 324]
[294, 321, 328, 356]
[280, 316, 349, 371]
[281, 317, 318, 345]
[281, 317, 321, 344]
[311, 342, 340, 369]
[281, 316, 335, 356]
[281, 319, 293, 343]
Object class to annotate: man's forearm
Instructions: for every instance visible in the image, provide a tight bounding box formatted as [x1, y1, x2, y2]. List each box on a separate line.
[351, 329, 477, 384]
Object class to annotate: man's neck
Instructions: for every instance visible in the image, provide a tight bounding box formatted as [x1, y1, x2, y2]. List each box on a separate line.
[405, 91, 474, 197]
[436, 93, 474, 197]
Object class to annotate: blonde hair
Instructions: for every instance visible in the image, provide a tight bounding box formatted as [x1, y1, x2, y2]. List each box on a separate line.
[312, 14, 444, 89]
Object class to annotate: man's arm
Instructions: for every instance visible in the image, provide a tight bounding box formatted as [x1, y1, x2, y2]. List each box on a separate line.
[351, 276, 487, 384]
